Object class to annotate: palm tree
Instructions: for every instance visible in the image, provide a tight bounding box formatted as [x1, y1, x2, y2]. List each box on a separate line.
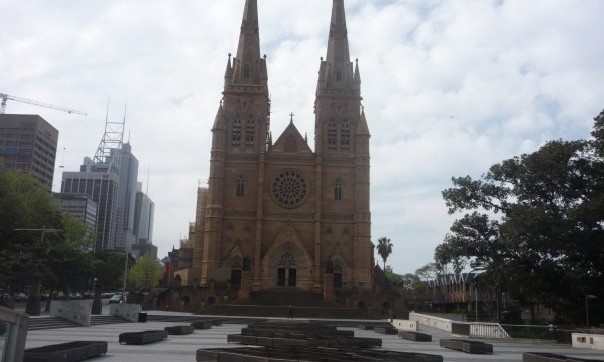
[375, 237, 393, 270]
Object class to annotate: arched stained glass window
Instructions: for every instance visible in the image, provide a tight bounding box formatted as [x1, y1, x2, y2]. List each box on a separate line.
[327, 119, 337, 150]
[246, 119, 255, 145]
[335, 180, 343, 201]
[236, 176, 245, 197]
[341, 120, 350, 149]
[278, 251, 296, 268]
[232, 117, 241, 145]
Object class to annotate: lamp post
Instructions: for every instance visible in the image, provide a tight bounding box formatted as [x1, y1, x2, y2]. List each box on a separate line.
[122, 251, 129, 301]
[586, 294, 597, 328]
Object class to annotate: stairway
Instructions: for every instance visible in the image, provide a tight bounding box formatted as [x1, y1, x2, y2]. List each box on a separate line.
[28, 317, 78, 330]
[248, 287, 327, 307]
[90, 315, 131, 326]
[207, 287, 370, 319]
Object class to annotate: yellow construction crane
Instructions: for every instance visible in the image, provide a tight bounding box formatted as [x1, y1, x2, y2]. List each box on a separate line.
[0, 92, 87, 116]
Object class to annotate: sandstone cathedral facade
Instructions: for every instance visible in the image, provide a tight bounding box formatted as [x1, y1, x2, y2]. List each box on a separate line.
[182, 0, 374, 300]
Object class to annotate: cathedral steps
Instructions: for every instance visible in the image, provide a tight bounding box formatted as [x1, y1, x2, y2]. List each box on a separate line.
[206, 287, 372, 319]
[248, 287, 328, 307]
[206, 303, 370, 319]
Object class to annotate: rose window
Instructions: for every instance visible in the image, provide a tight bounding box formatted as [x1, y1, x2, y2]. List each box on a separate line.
[271, 170, 308, 208]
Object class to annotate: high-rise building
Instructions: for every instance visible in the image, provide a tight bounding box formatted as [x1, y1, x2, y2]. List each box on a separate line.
[53, 192, 98, 246]
[53, 192, 98, 228]
[184, 0, 373, 296]
[134, 182, 155, 242]
[61, 158, 119, 251]
[0, 114, 58, 190]
[113, 143, 139, 252]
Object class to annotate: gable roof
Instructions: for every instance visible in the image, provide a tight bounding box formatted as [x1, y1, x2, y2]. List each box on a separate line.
[271, 120, 312, 154]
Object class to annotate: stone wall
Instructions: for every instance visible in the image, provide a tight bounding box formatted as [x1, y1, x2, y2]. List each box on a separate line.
[109, 303, 141, 322]
[391, 319, 418, 331]
[50, 300, 92, 327]
[572, 333, 604, 350]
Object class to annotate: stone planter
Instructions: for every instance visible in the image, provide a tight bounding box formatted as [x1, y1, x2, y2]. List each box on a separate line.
[164, 325, 194, 335]
[119, 330, 168, 345]
[374, 326, 398, 335]
[24, 341, 108, 362]
[191, 321, 213, 330]
[399, 330, 432, 342]
[439, 339, 493, 354]
[196, 347, 444, 362]
[523, 352, 604, 362]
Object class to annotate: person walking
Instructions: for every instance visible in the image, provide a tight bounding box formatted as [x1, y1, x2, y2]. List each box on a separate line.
[287, 304, 294, 319]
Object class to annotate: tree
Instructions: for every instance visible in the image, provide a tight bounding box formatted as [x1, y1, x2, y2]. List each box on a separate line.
[129, 254, 163, 290]
[435, 111, 604, 324]
[375, 237, 393, 270]
[0, 170, 93, 314]
[92, 251, 133, 292]
[415, 262, 439, 282]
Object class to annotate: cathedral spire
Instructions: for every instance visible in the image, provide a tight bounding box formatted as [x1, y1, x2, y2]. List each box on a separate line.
[318, 0, 356, 91]
[326, 0, 351, 68]
[230, 0, 266, 85]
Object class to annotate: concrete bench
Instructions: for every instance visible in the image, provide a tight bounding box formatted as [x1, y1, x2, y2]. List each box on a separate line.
[191, 321, 213, 330]
[439, 338, 493, 354]
[119, 330, 167, 345]
[374, 326, 398, 335]
[24, 341, 108, 362]
[197, 346, 444, 362]
[229, 322, 381, 349]
[399, 330, 432, 342]
[523, 352, 604, 362]
[164, 325, 194, 335]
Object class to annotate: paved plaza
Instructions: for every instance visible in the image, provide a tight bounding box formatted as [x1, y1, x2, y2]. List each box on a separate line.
[25, 313, 604, 362]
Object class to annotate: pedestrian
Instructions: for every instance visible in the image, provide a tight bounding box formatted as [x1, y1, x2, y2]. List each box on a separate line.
[288, 304, 294, 319]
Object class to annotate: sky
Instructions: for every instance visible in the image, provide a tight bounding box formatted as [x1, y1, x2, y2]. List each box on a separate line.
[2, 0, 604, 275]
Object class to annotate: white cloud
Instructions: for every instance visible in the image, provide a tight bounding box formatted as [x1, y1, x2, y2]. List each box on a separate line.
[1, 0, 603, 274]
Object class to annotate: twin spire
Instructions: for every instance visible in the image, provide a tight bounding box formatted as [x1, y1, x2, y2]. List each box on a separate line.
[226, 0, 267, 86]
[225, 0, 360, 92]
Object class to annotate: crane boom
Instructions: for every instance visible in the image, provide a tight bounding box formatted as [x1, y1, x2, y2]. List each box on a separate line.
[0, 92, 87, 116]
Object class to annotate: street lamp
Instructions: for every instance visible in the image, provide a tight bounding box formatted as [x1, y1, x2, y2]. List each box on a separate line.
[123, 251, 129, 300]
[586, 294, 597, 328]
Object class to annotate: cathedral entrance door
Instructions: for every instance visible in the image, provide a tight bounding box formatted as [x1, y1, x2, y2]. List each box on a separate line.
[288, 268, 296, 286]
[277, 268, 286, 286]
[277, 268, 296, 286]
[277, 251, 297, 287]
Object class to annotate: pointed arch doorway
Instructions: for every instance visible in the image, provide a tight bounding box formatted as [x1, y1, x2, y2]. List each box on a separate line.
[277, 251, 296, 287]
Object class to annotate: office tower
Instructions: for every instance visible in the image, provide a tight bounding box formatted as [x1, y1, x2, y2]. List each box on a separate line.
[0, 114, 58, 190]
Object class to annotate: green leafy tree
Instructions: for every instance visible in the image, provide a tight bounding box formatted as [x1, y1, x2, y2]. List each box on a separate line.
[383, 266, 401, 284]
[415, 262, 439, 282]
[400, 273, 425, 294]
[129, 254, 163, 290]
[436, 111, 604, 324]
[375, 237, 393, 270]
[0, 170, 94, 313]
[92, 251, 133, 292]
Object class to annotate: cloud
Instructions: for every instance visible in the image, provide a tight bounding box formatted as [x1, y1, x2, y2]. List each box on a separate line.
[2, 0, 603, 274]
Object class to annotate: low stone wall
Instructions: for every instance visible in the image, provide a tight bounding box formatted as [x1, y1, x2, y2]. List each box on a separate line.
[391, 319, 419, 331]
[0, 305, 29, 362]
[409, 312, 453, 332]
[50, 300, 92, 327]
[109, 303, 141, 322]
[572, 333, 604, 350]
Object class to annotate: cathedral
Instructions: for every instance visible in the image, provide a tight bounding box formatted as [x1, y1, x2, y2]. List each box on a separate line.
[183, 0, 373, 301]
